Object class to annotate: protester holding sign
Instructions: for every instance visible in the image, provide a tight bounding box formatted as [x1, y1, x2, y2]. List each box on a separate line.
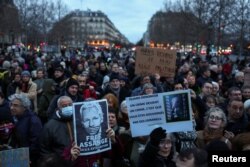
[62, 102, 124, 167]
[40, 96, 74, 157]
[74, 100, 111, 155]
[68, 127, 123, 167]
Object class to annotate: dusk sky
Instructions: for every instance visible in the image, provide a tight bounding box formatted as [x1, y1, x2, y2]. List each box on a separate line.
[62, 0, 165, 43]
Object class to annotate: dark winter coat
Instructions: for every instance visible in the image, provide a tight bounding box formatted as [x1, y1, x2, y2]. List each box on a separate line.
[39, 112, 73, 157]
[0, 99, 12, 123]
[11, 110, 42, 165]
[37, 79, 56, 118]
[138, 142, 176, 167]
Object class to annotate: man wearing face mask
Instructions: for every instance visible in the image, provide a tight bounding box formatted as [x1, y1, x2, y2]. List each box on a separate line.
[39, 96, 74, 158]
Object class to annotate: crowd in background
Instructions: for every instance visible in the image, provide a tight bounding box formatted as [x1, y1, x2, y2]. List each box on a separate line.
[0, 47, 250, 167]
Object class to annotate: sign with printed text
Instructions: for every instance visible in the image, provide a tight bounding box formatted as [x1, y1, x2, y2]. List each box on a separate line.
[0, 147, 29, 167]
[73, 99, 111, 155]
[126, 90, 193, 137]
[135, 47, 177, 77]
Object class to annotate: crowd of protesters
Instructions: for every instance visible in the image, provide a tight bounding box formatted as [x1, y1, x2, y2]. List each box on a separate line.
[0, 47, 250, 167]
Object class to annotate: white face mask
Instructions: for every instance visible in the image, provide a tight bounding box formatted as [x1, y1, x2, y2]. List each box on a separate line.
[61, 106, 73, 117]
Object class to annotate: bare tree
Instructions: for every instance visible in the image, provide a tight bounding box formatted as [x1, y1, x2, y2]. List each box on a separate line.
[14, 0, 68, 45]
[0, 1, 20, 45]
[230, 0, 250, 57]
[54, 0, 68, 21]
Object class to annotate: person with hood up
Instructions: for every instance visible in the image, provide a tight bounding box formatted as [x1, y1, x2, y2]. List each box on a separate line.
[37, 78, 56, 125]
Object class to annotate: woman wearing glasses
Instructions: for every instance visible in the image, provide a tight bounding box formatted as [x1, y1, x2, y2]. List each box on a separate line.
[195, 107, 232, 149]
[138, 127, 177, 167]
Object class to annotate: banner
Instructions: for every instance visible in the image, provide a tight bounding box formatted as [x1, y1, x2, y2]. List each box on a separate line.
[126, 90, 193, 137]
[73, 99, 111, 155]
[135, 47, 176, 77]
[0, 147, 29, 167]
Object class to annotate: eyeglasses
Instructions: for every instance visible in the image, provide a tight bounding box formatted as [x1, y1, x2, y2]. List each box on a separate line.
[209, 115, 222, 121]
[159, 139, 172, 147]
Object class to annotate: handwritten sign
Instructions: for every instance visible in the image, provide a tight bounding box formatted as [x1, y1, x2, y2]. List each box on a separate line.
[126, 90, 193, 137]
[0, 147, 29, 167]
[135, 47, 176, 77]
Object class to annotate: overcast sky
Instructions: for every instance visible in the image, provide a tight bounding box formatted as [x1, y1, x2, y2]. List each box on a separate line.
[62, 0, 165, 43]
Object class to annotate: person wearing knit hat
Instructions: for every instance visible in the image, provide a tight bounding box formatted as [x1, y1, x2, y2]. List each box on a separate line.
[16, 70, 38, 113]
[21, 70, 31, 77]
[47, 78, 83, 119]
[54, 65, 64, 72]
[66, 78, 79, 91]
[101, 72, 131, 104]
[65, 78, 80, 102]
[2, 60, 11, 69]
[142, 83, 155, 95]
[119, 76, 129, 89]
[109, 72, 120, 81]
[108, 73, 121, 91]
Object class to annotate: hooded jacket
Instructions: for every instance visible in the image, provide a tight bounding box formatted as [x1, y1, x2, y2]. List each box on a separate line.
[37, 79, 56, 118]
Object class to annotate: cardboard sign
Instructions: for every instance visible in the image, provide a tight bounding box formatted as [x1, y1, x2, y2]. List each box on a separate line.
[73, 99, 111, 155]
[135, 47, 176, 77]
[0, 147, 29, 167]
[126, 90, 193, 137]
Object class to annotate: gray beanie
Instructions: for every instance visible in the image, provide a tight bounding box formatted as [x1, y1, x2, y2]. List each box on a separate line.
[2, 60, 11, 69]
[21, 70, 31, 77]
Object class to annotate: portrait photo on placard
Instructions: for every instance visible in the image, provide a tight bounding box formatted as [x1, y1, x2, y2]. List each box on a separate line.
[163, 92, 190, 123]
[73, 99, 111, 155]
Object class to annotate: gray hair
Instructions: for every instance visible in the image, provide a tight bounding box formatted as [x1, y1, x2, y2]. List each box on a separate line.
[80, 102, 103, 120]
[204, 107, 227, 126]
[8, 94, 31, 109]
[120, 100, 128, 113]
[57, 96, 72, 108]
[235, 71, 244, 78]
